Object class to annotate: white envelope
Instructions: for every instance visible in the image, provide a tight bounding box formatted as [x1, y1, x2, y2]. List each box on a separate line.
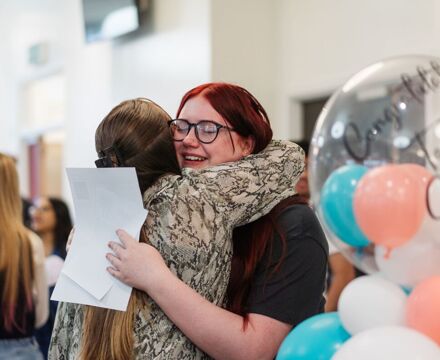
[51, 168, 148, 311]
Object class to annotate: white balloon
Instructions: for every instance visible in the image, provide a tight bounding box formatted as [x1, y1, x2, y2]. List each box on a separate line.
[375, 216, 440, 288]
[332, 326, 440, 360]
[338, 275, 407, 335]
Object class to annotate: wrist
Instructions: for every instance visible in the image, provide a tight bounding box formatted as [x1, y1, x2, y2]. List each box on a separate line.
[142, 264, 177, 296]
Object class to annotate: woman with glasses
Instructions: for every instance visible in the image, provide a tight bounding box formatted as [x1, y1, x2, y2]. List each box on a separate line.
[105, 83, 329, 359]
[49, 96, 304, 360]
[0, 153, 48, 360]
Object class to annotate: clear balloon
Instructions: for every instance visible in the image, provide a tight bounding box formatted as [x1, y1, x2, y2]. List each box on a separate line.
[276, 312, 350, 360]
[309, 55, 440, 275]
[428, 175, 440, 224]
[333, 326, 440, 360]
[338, 275, 407, 335]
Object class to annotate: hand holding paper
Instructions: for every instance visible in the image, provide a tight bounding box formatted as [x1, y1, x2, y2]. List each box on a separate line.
[51, 168, 148, 311]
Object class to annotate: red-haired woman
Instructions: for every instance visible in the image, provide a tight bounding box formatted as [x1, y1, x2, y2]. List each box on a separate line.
[107, 83, 329, 359]
[0, 153, 48, 359]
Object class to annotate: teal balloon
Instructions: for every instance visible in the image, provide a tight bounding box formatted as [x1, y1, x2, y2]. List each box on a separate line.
[276, 312, 351, 360]
[320, 164, 370, 247]
[401, 285, 413, 295]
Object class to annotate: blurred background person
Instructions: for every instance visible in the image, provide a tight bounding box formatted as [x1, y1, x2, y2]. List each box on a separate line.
[22, 198, 33, 229]
[30, 197, 72, 358]
[294, 139, 356, 312]
[0, 153, 48, 359]
[30, 197, 72, 260]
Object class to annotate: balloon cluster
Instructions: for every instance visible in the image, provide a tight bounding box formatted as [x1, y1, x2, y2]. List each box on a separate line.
[277, 55, 440, 359]
[277, 276, 440, 360]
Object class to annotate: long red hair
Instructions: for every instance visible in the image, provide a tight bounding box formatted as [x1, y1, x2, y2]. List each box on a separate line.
[177, 82, 299, 316]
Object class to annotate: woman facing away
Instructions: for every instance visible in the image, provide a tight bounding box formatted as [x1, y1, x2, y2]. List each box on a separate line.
[30, 196, 73, 358]
[49, 95, 304, 359]
[107, 83, 329, 360]
[0, 153, 49, 360]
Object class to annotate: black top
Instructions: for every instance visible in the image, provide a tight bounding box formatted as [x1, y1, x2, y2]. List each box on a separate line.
[0, 273, 35, 339]
[246, 204, 328, 327]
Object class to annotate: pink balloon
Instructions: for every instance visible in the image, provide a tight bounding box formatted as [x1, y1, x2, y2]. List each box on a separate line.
[353, 164, 427, 253]
[406, 276, 440, 345]
[399, 164, 432, 188]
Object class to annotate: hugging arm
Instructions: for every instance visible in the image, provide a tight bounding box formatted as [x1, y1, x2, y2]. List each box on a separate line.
[144, 140, 305, 227]
[195, 140, 305, 225]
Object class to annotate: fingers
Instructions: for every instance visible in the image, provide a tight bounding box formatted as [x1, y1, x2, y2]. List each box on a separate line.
[107, 265, 122, 280]
[106, 252, 125, 281]
[66, 227, 76, 253]
[108, 241, 125, 259]
[106, 252, 122, 269]
[116, 229, 136, 247]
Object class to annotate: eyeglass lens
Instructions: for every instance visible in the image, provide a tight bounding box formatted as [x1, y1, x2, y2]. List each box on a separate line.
[170, 119, 221, 143]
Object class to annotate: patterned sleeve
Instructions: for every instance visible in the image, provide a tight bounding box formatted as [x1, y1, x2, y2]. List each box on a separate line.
[191, 139, 304, 226]
[145, 140, 305, 227]
[48, 302, 78, 359]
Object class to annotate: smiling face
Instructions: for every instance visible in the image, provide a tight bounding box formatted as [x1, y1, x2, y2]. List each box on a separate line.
[174, 95, 254, 169]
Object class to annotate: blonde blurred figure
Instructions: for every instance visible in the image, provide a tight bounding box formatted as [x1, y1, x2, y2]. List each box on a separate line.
[0, 153, 48, 359]
[294, 140, 355, 312]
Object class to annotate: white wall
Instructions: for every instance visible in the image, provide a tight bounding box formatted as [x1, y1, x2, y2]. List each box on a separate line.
[210, 0, 278, 132]
[276, 0, 440, 138]
[0, 0, 211, 204]
[62, 0, 211, 205]
[63, 0, 211, 172]
[0, 0, 65, 156]
[3, 0, 440, 202]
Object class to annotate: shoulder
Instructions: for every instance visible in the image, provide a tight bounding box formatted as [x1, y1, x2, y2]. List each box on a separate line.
[27, 230, 46, 266]
[277, 203, 318, 226]
[143, 174, 181, 206]
[275, 204, 329, 256]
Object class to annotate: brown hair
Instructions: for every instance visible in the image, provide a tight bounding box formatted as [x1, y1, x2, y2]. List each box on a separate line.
[0, 153, 34, 333]
[80, 98, 181, 360]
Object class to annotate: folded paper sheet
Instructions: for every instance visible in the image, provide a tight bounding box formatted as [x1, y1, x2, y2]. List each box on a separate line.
[51, 168, 148, 311]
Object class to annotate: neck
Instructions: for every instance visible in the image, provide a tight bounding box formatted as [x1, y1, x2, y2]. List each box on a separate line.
[39, 231, 55, 257]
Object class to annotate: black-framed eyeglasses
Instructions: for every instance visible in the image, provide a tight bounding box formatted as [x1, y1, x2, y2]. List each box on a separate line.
[168, 119, 235, 144]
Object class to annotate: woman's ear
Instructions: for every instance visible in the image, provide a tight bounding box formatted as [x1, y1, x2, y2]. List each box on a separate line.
[242, 136, 255, 156]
